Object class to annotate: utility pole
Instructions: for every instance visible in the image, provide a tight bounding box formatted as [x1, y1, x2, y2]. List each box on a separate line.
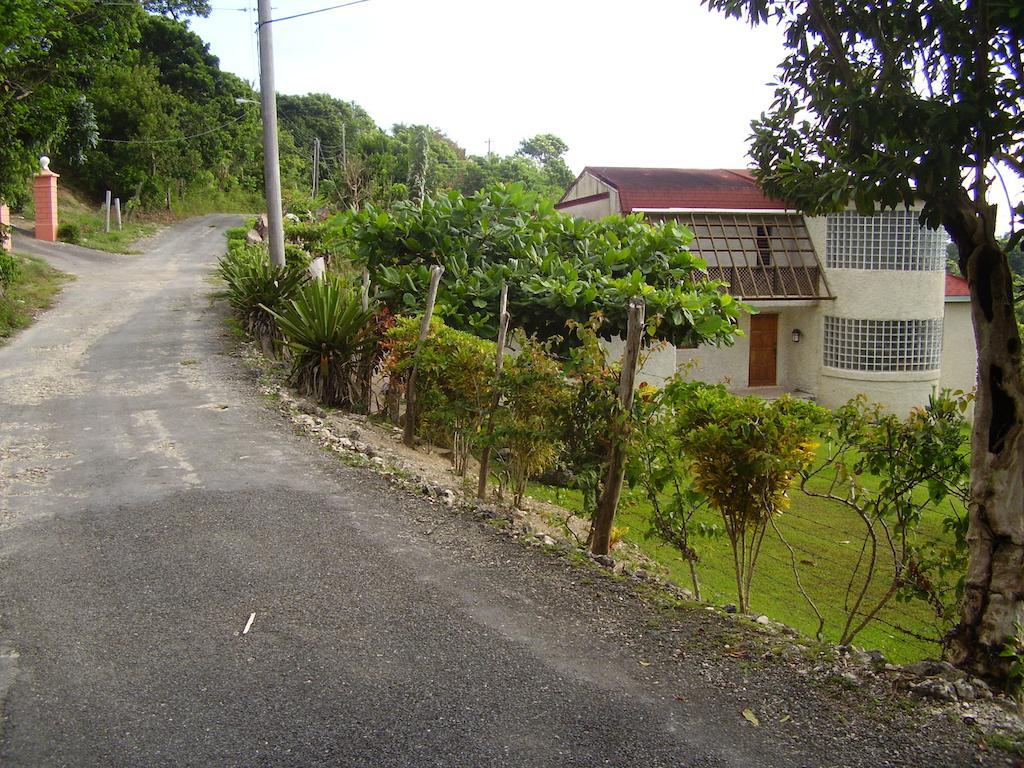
[257, 0, 285, 267]
[312, 136, 321, 198]
[486, 138, 492, 158]
[340, 123, 347, 172]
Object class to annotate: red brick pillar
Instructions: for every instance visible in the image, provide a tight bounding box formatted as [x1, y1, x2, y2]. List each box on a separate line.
[0, 203, 10, 252]
[33, 157, 59, 242]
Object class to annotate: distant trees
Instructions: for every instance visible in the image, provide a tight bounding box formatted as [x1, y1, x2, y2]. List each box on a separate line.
[1, 3, 577, 213]
[0, 0, 209, 205]
[70, 14, 264, 208]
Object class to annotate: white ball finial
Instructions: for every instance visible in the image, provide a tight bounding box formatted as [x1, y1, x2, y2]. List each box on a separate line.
[40, 156, 50, 172]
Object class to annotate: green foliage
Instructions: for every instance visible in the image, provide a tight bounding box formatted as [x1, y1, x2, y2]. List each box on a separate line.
[284, 220, 343, 258]
[515, 133, 574, 194]
[0, 1, 138, 202]
[68, 14, 264, 209]
[224, 226, 250, 244]
[999, 622, 1024, 699]
[703, 0, 1022, 232]
[628, 377, 718, 599]
[0, 251, 21, 287]
[57, 223, 82, 245]
[557, 318, 621, 518]
[332, 183, 741, 348]
[491, 334, 572, 506]
[217, 244, 308, 350]
[386, 315, 496, 474]
[264, 276, 377, 408]
[0, 253, 70, 343]
[805, 390, 972, 645]
[284, 244, 311, 270]
[675, 382, 826, 612]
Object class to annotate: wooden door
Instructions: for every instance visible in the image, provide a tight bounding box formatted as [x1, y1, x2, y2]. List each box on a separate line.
[748, 314, 778, 387]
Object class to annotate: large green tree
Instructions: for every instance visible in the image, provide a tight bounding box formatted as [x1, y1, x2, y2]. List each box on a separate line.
[0, 0, 209, 204]
[706, 0, 1023, 684]
[69, 14, 264, 207]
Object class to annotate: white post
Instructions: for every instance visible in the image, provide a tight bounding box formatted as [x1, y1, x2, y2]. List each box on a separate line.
[104, 190, 111, 233]
[114, 198, 122, 231]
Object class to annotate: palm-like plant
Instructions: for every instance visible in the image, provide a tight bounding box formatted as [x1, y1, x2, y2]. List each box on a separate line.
[218, 245, 308, 351]
[264, 276, 377, 408]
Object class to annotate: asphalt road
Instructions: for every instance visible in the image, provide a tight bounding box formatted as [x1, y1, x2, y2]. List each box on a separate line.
[0, 217, 994, 767]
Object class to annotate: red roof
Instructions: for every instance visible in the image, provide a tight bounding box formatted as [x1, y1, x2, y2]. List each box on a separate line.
[572, 167, 791, 212]
[945, 274, 970, 298]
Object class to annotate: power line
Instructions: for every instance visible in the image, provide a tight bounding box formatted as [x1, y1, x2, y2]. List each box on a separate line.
[258, 0, 370, 27]
[95, 112, 249, 144]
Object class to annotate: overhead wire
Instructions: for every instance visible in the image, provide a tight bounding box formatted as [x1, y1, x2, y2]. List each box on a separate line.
[258, 0, 370, 26]
[95, 112, 250, 144]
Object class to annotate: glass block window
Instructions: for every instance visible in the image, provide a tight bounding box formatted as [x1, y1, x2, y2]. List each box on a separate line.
[826, 210, 946, 270]
[823, 317, 943, 371]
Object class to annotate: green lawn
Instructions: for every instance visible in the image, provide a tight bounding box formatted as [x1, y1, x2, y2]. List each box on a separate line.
[0, 253, 72, 343]
[528, 462, 960, 663]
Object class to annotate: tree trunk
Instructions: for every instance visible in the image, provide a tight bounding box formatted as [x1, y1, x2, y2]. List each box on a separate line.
[944, 196, 1024, 685]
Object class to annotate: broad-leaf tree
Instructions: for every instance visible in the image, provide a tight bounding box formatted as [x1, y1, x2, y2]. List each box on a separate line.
[0, 0, 211, 204]
[705, 0, 1023, 683]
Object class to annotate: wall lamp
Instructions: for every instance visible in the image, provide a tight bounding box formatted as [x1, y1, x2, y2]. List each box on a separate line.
[791, 328, 803, 343]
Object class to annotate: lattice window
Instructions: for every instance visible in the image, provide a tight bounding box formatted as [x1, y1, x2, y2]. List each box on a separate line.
[657, 212, 828, 299]
[826, 211, 946, 271]
[823, 317, 943, 371]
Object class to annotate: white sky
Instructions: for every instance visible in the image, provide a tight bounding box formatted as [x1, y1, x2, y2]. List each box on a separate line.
[191, 0, 787, 171]
[190, 0, 1019, 233]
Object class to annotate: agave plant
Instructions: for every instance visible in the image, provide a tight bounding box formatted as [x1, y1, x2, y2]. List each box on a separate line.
[218, 245, 308, 352]
[264, 276, 377, 408]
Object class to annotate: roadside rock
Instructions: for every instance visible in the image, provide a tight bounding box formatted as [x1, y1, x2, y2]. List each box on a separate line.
[910, 678, 958, 702]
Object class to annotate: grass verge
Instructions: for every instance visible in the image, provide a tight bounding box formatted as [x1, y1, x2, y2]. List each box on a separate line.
[0, 254, 72, 344]
[527, 469, 958, 665]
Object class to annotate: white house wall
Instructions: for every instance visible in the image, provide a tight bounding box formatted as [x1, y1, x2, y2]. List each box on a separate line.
[603, 337, 677, 388]
[816, 207, 946, 413]
[776, 305, 821, 394]
[675, 313, 753, 388]
[941, 301, 978, 395]
[556, 173, 618, 219]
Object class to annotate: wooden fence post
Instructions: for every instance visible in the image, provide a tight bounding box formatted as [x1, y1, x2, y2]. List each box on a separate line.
[590, 297, 645, 556]
[403, 265, 444, 447]
[104, 190, 111, 233]
[477, 284, 510, 499]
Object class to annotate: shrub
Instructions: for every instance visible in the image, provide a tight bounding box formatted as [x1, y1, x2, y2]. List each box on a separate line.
[386, 315, 496, 474]
[492, 334, 571, 506]
[802, 390, 971, 645]
[674, 383, 826, 613]
[57, 223, 82, 245]
[218, 244, 308, 351]
[285, 244, 311, 270]
[265, 275, 377, 408]
[224, 225, 251, 244]
[285, 220, 340, 257]
[556, 318, 621, 519]
[0, 251, 21, 290]
[628, 378, 717, 600]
